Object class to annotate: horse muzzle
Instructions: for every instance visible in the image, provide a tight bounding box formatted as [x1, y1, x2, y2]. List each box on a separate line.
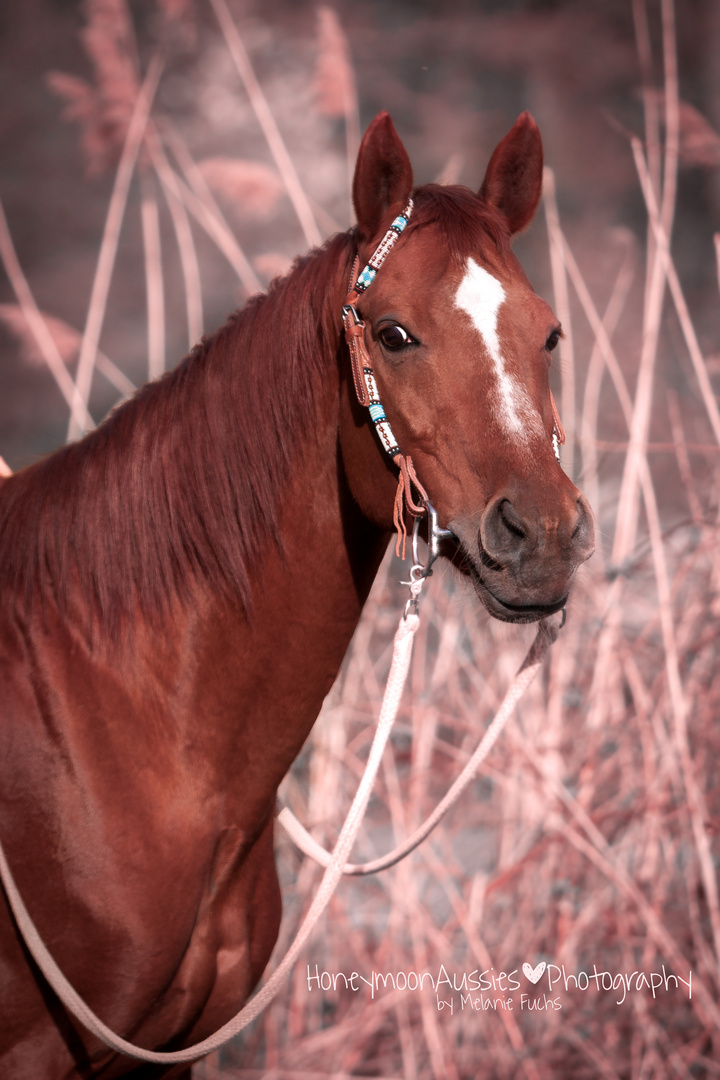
[449, 488, 595, 624]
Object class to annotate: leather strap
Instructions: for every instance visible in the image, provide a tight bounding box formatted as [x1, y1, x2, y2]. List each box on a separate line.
[343, 318, 372, 407]
[342, 257, 371, 407]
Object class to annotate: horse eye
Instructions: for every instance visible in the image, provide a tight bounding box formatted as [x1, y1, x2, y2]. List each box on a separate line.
[379, 324, 414, 351]
[545, 330, 561, 352]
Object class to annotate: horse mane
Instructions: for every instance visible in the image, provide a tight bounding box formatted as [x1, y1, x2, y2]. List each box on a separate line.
[0, 183, 509, 636]
[0, 230, 355, 634]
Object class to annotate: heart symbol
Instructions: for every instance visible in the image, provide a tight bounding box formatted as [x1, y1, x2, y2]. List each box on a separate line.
[522, 961, 547, 985]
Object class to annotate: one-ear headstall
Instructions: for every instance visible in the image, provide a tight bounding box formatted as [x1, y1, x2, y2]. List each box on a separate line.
[341, 200, 428, 557]
[341, 197, 566, 558]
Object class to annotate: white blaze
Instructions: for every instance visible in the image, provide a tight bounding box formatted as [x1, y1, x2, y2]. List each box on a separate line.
[454, 257, 528, 435]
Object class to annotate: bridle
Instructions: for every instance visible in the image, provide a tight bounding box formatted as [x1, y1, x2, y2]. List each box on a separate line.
[340, 196, 565, 579]
[341, 198, 454, 577]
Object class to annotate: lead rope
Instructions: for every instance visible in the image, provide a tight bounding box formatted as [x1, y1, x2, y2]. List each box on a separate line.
[277, 614, 559, 875]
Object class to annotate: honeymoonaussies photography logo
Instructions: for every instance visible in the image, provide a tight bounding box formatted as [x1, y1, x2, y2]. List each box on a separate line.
[306, 961, 692, 1012]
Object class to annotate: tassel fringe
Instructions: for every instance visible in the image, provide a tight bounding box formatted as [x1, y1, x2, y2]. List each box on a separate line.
[393, 453, 429, 559]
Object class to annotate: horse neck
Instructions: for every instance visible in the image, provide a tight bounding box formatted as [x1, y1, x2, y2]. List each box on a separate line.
[159, 229, 387, 619]
[0, 230, 394, 840]
[123, 232, 390, 806]
[131, 231, 359, 617]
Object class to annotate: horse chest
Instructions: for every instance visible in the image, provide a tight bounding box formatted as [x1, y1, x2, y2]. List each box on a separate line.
[0, 560, 363, 1074]
[0, 642, 281, 1076]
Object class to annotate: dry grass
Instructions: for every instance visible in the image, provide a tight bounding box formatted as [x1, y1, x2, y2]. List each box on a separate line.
[2, 1, 719, 1076]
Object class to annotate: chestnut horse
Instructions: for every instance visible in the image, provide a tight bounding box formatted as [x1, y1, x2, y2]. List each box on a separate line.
[0, 112, 593, 1077]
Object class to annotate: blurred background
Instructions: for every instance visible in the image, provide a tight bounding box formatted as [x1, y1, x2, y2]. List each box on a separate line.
[1, 0, 720, 1076]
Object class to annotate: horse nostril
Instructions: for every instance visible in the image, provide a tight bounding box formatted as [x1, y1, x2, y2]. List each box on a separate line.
[481, 497, 531, 566]
[572, 494, 595, 557]
[499, 499, 526, 540]
[571, 496, 585, 539]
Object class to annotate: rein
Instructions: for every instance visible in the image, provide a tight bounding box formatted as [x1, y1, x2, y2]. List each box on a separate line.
[0, 208, 563, 1065]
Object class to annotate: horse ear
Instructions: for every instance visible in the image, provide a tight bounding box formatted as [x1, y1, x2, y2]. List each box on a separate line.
[480, 112, 543, 236]
[353, 112, 413, 244]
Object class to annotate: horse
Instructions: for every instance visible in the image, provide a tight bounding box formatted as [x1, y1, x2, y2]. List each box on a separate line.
[0, 110, 594, 1078]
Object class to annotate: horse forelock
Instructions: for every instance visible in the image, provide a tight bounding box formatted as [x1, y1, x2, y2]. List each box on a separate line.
[0, 231, 355, 637]
[407, 183, 512, 266]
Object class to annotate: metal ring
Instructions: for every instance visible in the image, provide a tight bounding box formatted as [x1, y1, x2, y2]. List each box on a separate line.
[411, 502, 454, 579]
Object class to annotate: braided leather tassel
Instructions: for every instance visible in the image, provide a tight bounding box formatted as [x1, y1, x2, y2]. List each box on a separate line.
[393, 453, 429, 558]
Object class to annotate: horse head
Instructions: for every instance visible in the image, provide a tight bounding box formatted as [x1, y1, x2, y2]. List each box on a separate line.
[339, 111, 595, 622]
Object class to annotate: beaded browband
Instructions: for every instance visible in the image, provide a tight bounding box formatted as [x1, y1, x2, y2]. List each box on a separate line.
[341, 200, 429, 556]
